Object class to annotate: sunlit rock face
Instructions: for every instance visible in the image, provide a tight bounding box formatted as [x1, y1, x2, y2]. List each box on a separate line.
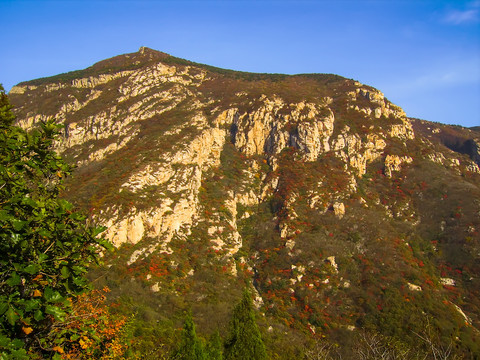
[10, 46, 478, 256]
[9, 47, 422, 253]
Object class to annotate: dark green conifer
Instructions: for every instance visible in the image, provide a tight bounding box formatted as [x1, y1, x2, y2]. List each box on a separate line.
[224, 289, 267, 360]
[172, 312, 206, 360]
[206, 330, 223, 360]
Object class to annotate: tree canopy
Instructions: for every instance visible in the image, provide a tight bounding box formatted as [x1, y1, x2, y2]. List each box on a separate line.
[172, 312, 206, 360]
[0, 84, 110, 359]
[224, 289, 267, 360]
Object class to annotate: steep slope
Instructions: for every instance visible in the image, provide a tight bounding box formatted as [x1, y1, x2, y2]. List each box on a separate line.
[9, 47, 480, 358]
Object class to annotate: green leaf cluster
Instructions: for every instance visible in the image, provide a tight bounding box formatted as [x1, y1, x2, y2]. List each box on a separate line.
[171, 289, 266, 360]
[172, 312, 207, 360]
[205, 330, 223, 360]
[0, 85, 110, 358]
[224, 289, 267, 360]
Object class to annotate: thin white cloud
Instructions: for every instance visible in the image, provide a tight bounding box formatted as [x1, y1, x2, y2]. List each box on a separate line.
[380, 57, 480, 98]
[444, 9, 478, 24]
[443, 2, 480, 24]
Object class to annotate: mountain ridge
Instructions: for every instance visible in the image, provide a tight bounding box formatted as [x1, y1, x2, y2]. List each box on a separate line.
[14, 47, 349, 87]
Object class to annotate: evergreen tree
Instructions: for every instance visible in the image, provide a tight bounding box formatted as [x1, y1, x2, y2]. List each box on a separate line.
[0, 85, 15, 126]
[172, 312, 206, 360]
[224, 289, 267, 360]
[0, 85, 109, 358]
[206, 330, 223, 360]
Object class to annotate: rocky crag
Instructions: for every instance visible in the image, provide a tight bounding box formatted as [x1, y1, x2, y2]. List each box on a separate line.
[9, 47, 480, 357]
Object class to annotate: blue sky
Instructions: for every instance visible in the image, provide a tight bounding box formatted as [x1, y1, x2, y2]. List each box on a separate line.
[1, 0, 479, 127]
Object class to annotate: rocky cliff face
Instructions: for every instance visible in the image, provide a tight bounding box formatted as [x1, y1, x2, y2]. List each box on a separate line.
[8, 48, 423, 250]
[9, 47, 480, 357]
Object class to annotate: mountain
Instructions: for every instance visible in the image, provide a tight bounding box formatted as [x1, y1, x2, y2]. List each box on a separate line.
[8, 47, 480, 358]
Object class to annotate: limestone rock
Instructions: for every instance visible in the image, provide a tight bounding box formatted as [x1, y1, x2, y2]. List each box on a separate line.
[407, 283, 422, 291]
[384, 154, 413, 177]
[331, 127, 386, 176]
[326, 256, 338, 272]
[333, 202, 345, 219]
[440, 278, 456, 286]
[466, 162, 480, 173]
[450, 302, 471, 324]
[232, 96, 334, 161]
[427, 152, 446, 165]
[292, 107, 334, 161]
[389, 122, 415, 140]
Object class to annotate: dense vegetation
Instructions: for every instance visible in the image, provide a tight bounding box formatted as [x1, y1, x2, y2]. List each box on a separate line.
[0, 86, 128, 359]
[85, 142, 480, 358]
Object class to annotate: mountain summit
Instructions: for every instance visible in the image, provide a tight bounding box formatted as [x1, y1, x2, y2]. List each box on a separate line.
[9, 47, 480, 358]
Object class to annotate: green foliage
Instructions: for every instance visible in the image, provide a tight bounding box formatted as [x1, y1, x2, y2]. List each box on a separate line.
[0, 85, 15, 126]
[224, 289, 267, 360]
[172, 312, 206, 360]
[0, 87, 110, 358]
[206, 330, 223, 360]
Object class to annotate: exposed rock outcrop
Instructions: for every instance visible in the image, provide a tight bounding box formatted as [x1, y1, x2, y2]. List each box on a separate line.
[7, 48, 444, 263]
[384, 155, 413, 177]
